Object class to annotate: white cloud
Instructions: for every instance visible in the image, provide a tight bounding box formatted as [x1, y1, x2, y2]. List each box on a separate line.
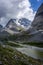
[17, 0, 36, 21]
[0, 0, 36, 27]
[18, 0, 31, 8]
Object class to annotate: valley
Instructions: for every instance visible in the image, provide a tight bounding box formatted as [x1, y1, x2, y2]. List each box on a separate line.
[0, 3, 43, 65]
[0, 41, 43, 65]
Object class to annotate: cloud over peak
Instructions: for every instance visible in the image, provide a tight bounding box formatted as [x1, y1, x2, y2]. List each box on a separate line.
[0, 0, 36, 26]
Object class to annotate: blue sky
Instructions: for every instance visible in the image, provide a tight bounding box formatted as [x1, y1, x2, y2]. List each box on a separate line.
[0, 0, 43, 27]
[30, 0, 43, 11]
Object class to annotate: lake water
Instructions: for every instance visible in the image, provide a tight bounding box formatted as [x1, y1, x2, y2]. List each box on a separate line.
[16, 45, 43, 61]
[1, 41, 43, 61]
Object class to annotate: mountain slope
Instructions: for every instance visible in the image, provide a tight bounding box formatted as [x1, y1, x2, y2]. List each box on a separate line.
[14, 3, 43, 42]
[4, 18, 31, 34]
[32, 3, 43, 30]
[0, 24, 3, 31]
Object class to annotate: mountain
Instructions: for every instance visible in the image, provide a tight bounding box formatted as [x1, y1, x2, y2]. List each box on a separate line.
[0, 24, 3, 31]
[6, 18, 30, 28]
[0, 3, 43, 42]
[6, 19, 19, 32]
[6, 19, 17, 28]
[15, 3, 43, 42]
[0, 18, 30, 36]
[0, 25, 10, 38]
[4, 18, 30, 34]
[18, 18, 31, 28]
[26, 3, 43, 42]
[5, 19, 20, 34]
[0, 19, 19, 36]
[32, 3, 43, 30]
[0, 30, 10, 38]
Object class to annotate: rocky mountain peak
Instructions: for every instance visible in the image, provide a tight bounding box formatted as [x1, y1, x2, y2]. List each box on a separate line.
[6, 19, 16, 28]
[18, 18, 30, 27]
[36, 3, 43, 16]
[32, 3, 43, 30]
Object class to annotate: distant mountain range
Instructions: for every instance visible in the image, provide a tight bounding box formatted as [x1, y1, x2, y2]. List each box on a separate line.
[0, 3, 43, 42]
[18, 18, 30, 28]
[0, 18, 30, 35]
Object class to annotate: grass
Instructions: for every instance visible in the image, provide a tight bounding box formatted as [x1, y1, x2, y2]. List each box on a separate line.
[3, 41, 22, 47]
[21, 42, 43, 48]
[36, 51, 43, 58]
[0, 44, 43, 65]
[0, 34, 43, 48]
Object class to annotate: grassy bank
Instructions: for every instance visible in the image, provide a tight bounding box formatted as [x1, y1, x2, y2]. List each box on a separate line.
[4, 41, 22, 47]
[22, 42, 43, 48]
[0, 45, 43, 65]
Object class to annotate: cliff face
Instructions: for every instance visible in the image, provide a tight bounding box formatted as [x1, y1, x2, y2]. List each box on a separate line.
[32, 3, 43, 30]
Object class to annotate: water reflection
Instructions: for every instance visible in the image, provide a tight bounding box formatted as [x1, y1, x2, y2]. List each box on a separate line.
[16, 46, 43, 61]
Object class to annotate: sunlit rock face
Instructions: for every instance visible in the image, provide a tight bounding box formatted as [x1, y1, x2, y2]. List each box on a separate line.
[32, 3, 43, 30]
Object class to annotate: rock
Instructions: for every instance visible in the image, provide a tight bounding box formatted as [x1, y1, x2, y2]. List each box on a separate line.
[32, 3, 43, 30]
